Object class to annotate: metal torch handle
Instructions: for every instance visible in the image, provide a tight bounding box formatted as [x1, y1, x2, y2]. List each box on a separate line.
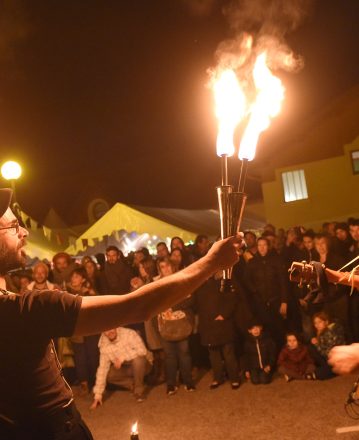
[217, 187, 247, 292]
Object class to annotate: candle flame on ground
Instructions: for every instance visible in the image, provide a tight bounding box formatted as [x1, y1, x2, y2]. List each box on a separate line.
[238, 52, 285, 161]
[131, 421, 138, 435]
[213, 69, 246, 157]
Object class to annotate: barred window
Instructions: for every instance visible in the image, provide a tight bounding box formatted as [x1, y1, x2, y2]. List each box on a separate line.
[351, 150, 359, 174]
[282, 170, 308, 203]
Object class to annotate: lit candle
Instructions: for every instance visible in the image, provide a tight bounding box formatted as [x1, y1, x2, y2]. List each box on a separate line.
[131, 422, 139, 440]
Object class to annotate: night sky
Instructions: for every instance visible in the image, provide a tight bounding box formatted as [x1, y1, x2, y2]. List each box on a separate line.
[0, 0, 358, 225]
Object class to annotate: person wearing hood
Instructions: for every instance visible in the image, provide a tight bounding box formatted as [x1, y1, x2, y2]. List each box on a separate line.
[243, 320, 276, 385]
[244, 237, 288, 349]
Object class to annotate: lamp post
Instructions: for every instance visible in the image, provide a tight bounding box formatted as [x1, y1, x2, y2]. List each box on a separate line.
[1, 160, 22, 202]
[1, 160, 22, 215]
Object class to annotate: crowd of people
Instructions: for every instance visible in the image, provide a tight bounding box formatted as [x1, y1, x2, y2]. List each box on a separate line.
[5, 218, 359, 406]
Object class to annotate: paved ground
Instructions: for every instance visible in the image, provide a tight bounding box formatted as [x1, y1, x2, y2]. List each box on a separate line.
[75, 372, 359, 440]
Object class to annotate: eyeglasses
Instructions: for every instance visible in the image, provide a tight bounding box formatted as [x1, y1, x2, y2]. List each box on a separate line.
[0, 220, 20, 235]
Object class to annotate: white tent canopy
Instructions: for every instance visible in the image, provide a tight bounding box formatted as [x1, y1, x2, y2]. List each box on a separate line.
[66, 202, 265, 255]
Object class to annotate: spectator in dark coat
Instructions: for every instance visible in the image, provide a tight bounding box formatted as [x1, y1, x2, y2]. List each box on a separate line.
[100, 246, 133, 295]
[302, 230, 320, 262]
[244, 237, 288, 348]
[195, 275, 240, 390]
[333, 222, 355, 260]
[313, 234, 349, 327]
[243, 321, 276, 385]
[280, 227, 304, 268]
[190, 235, 210, 262]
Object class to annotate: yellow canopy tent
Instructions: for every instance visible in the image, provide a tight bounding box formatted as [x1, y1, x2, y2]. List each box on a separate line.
[66, 203, 196, 254]
[25, 231, 61, 261]
[20, 211, 63, 262]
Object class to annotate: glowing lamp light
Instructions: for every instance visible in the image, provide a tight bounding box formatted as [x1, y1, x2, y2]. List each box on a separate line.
[1, 161, 22, 180]
[238, 52, 285, 161]
[214, 69, 246, 157]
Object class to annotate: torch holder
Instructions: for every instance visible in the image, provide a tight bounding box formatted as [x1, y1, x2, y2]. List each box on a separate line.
[217, 185, 247, 292]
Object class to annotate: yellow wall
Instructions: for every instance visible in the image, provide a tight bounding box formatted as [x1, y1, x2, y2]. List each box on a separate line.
[262, 137, 359, 230]
[245, 200, 266, 221]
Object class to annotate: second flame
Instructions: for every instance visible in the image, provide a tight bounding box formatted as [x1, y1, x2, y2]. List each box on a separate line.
[238, 52, 285, 161]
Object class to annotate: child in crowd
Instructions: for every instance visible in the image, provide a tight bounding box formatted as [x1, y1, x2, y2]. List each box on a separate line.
[309, 311, 345, 380]
[243, 320, 276, 385]
[278, 333, 315, 381]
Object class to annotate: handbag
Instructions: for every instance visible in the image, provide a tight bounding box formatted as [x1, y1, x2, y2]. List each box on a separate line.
[158, 309, 194, 342]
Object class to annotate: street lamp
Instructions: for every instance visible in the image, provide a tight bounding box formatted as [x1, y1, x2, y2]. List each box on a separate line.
[1, 160, 22, 212]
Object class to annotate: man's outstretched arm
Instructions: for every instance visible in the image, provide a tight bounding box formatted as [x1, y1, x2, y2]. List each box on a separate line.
[74, 236, 241, 336]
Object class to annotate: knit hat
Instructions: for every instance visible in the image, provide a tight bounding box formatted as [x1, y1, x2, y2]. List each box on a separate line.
[0, 188, 12, 218]
[247, 318, 263, 330]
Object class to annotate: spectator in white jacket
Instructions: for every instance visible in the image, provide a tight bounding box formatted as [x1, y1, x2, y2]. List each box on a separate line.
[91, 327, 152, 407]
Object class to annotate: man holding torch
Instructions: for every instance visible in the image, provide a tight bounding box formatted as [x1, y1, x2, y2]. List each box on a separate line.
[0, 188, 241, 440]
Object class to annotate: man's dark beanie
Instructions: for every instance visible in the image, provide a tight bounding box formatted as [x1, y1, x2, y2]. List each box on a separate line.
[0, 188, 12, 218]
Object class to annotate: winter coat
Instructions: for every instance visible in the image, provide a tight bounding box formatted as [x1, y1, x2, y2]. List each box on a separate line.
[281, 243, 305, 269]
[244, 253, 288, 304]
[277, 344, 314, 376]
[101, 260, 133, 294]
[322, 252, 349, 300]
[243, 333, 276, 371]
[332, 237, 355, 260]
[195, 278, 237, 346]
[316, 322, 345, 358]
[302, 248, 320, 263]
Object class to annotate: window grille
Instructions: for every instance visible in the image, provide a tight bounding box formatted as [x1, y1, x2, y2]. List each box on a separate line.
[282, 169, 308, 202]
[351, 150, 359, 174]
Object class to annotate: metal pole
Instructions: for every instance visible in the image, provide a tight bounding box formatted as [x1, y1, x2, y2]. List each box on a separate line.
[10, 179, 16, 205]
[221, 155, 228, 186]
[238, 158, 249, 193]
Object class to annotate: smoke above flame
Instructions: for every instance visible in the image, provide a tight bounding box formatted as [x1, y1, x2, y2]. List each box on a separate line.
[223, 0, 314, 38]
[209, 0, 313, 161]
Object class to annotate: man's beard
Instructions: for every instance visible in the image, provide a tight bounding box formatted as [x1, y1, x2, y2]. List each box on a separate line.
[0, 241, 26, 275]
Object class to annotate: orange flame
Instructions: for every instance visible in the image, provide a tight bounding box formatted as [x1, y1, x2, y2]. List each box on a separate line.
[213, 69, 246, 157]
[131, 421, 138, 435]
[238, 52, 285, 161]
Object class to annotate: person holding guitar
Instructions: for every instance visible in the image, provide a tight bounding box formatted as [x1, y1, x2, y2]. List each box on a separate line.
[289, 258, 359, 375]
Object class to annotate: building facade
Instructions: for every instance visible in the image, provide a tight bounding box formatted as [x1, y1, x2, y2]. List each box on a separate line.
[262, 136, 359, 230]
